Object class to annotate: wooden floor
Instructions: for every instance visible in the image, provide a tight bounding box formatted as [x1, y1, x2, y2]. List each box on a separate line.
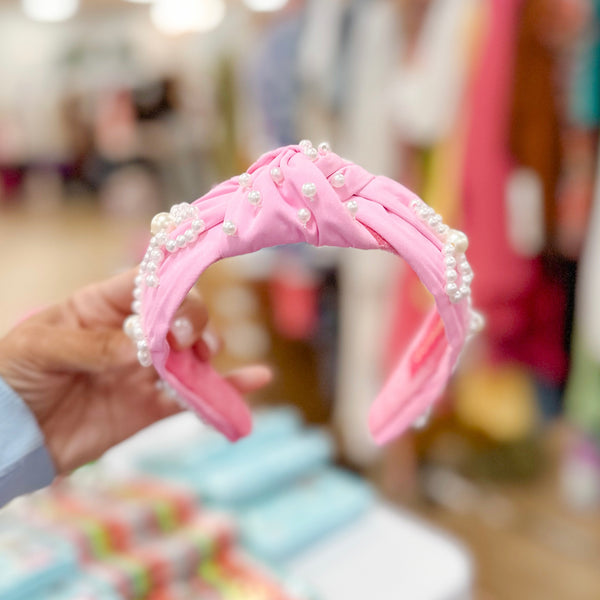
[0, 204, 146, 334]
[414, 427, 600, 600]
[1, 205, 599, 599]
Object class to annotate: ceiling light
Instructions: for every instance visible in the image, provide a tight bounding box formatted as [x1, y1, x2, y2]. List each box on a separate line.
[151, 0, 226, 35]
[21, 0, 79, 22]
[243, 0, 289, 12]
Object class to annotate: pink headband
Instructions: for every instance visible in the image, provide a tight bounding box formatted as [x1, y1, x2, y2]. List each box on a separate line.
[123, 142, 482, 445]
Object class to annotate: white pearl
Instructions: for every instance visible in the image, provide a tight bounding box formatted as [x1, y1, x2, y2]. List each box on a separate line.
[304, 146, 319, 161]
[413, 407, 432, 430]
[149, 236, 159, 248]
[155, 231, 168, 246]
[345, 200, 359, 217]
[176, 235, 187, 248]
[133, 287, 143, 300]
[270, 167, 284, 184]
[134, 274, 143, 287]
[150, 249, 164, 263]
[132, 300, 142, 314]
[445, 282, 458, 296]
[137, 349, 152, 368]
[462, 273, 474, 284]
[459, 260, 472, 275]
[444, 256, 457, 268]
[429, 215, 442, 228]
[318, 142, 331, 155]
[165, 239, 177, 253]
[459, 285, 471, 297]
[299, 139, 312, 149]
[184, 229, 197, 243]
[137, 339, 148, 352]
[191, 219, 205, 232]
[133, 324, 145, 341]
[146, 274, 159, 287]
[445, 269, 458, 282]
[146, 261, 158, 273]
[223, 221, 237, 236]
[448, 230, 469, 253]
[140, 260, 148, 272]
[238, 173, 252, 188]
[437, 224, 450, 238]
[297, 208, 311, 226]
[470, 311, 485, 333]
[248, 190, 262, 206]
[151, 212, 174, 235]
[410, 199, 421, 210]
[451, 291, 463, 303]
[123, 315, 139, 338]
[331, 173, 345, 188]
[302, 183, 317, 199]
[443, 243, 456, 255]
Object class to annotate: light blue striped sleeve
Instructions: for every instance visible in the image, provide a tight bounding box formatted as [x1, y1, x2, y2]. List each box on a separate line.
[0, 377, 55, 507]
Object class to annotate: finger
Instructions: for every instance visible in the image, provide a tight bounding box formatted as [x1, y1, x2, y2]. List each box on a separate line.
[167, 289, 209, 351]
[224, 365, 273, 395]
[38, 269, 140, 329]
[193, 328, 220, 361]
[34, 325, 138, 372]
[74, 269, 139, 326]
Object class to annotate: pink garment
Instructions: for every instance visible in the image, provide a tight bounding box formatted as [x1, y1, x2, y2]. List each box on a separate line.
[133, 144, 476, 444]
[462, 0, 567, 383]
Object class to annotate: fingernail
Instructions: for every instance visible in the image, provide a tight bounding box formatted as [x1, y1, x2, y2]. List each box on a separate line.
[202, 329, 219, 356]
[170, 317, 194, 347]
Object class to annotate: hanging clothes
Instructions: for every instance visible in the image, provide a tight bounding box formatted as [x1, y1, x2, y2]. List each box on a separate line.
[386, 0, 485, 373]
[508, 0, 562, 247]
[461, 0, 568, 385]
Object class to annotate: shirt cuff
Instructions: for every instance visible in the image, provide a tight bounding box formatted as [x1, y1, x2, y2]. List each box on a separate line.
[0, 377, 56, 506]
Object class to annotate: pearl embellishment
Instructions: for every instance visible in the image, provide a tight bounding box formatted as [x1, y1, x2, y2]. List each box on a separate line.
[238, 173, 252, 188]
[297, 208, 311, 226]
[409, 198, 472, 303]
[151, 212, 174, 235]
[248, 190, 262, 206]
[270, 167, 284, 184]
[412, 407, 432, 430]
[305, 147, 318, 161]
[222, 220, 237, 236]
[302, 183, 317, 199]
[137, 349, 152, 368]
[345, 199, 359, 217]
[331, 173, 345, 188]
[318, 142, 331, 155]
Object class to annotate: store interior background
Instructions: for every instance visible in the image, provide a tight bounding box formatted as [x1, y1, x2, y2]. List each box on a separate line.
[1, 0, 600, 598]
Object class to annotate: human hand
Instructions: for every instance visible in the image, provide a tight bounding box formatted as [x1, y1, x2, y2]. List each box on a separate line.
[0, 269, 272, 474]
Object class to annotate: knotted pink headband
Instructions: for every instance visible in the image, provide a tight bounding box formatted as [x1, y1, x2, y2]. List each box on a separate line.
[123, 141, 483, 445]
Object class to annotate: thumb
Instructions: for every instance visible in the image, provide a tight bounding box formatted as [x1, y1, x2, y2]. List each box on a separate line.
[34, 325, 138, 373]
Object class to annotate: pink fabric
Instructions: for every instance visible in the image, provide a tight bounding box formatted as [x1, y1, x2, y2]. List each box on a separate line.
[139, 145, 472, 443]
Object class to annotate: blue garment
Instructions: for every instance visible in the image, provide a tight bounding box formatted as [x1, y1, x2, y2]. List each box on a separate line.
[0, 377, 55, 507]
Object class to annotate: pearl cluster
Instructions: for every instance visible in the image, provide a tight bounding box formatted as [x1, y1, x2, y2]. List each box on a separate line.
[409, 198, 472, 304]
[295, 139, 354, 226]
[143, 202, 207, 288]
[125, 201, 207, 367]
[123, 313, 152, 368]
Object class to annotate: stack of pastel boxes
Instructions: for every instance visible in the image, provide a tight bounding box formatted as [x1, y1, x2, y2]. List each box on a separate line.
[0, 408, 372, 599]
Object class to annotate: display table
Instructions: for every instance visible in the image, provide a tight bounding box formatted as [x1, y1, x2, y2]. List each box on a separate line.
[99, 413, 473, 599]
[287, 503, 471, 600]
